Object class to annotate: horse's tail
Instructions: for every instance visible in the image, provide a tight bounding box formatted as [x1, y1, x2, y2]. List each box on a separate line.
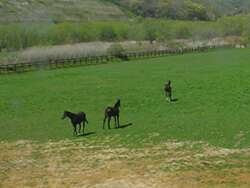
[85, 116, 89, 124]
[81, 112, 88, 124]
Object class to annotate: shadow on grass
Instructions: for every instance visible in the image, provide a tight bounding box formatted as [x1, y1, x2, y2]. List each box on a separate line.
[103, 123, 133, 130]
[77, 132, 96, 137]
[171, 98, 178, 102]
[118, 123, 133, 129]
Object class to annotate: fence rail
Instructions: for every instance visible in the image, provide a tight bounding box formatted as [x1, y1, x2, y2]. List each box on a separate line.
[0, 45, 233, 74]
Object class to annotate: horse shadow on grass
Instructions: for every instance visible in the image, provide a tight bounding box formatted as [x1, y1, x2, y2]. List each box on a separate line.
[118, 123, 133, 129]
[170, 98, 178, 102]
[77, 132, 96, 137]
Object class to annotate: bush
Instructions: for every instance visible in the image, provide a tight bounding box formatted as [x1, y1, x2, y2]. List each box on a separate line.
[174, 22, 192, 39]
[99, 26, 117, 41]
[107, 43, 126, 58]
[0, 15, 250, 51]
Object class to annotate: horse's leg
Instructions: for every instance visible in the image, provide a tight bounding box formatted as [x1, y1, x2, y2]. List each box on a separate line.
[108, 117, 111, 129]
[103, 116, 107, 129]
[117, 114, 120, 128]
[166, 92, 170, 102]
[114, 116, 117, 128]
[78, 123, 81, 134]
[82, 121, 85, 135]
[73, 124, 77, 136]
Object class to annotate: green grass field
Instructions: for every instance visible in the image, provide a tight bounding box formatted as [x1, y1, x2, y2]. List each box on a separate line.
[1, 48, 250, 148]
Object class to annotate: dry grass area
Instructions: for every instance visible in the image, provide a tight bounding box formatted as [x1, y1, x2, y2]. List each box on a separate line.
[0, 37, 243, 64]
[7, 37, 239, 63]
[1, 137, 250, 188]
[18, 41, 166, 62]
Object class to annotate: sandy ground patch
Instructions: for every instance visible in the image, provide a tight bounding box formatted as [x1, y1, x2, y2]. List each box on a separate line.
[0, 139, 250, 188]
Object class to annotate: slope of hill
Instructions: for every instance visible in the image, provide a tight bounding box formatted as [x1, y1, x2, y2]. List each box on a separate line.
[0, 0, 250, 22]
[197, 0, 250, 16]
[0, 0, 127, 22]
[106, 0, 250, 20]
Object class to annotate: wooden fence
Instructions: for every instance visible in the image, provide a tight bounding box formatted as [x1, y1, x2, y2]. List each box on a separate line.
[0, 45, 233, 74]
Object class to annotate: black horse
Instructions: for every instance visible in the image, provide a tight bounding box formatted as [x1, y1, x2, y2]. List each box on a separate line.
[103, 99, 121, 129]
[164, 80, 172, 102]
[62, 111, 88, 135]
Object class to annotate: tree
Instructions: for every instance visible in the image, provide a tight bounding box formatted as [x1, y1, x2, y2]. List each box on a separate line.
[100, 26, 117, 41]
[185, 0, 209, 21]
[132, 0, 159, 18]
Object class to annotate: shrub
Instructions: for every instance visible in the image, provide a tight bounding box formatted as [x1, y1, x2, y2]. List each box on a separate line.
[174, 22, 192, 39]
[0, 15, 250, 51]
[107, 43, 125, 57]
[99, 26, 117, 41]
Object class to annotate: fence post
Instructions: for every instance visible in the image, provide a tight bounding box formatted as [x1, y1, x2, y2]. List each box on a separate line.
[0, 65, 3, 74]
[4, 65, 7, 73]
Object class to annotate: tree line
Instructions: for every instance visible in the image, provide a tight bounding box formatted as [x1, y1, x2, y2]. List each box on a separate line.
[0, 15, 249, 51]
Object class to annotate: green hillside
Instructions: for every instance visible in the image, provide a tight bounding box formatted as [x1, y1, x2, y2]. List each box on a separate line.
[106, 0, 250, 20]
[0, 0, 250, 22]
[0, 0, 127, 22]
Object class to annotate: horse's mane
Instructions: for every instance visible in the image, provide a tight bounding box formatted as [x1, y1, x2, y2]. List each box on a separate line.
[114, 99, 120, 108]
[65, 111, 75, 115]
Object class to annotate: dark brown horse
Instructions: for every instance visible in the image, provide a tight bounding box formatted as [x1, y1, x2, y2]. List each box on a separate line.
[103, 99, 121, 129]
[62, 111, 88, 135]
[164, 80, 172, 102]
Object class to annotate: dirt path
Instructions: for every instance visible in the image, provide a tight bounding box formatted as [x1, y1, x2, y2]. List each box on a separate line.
[1, 139, 250, 188]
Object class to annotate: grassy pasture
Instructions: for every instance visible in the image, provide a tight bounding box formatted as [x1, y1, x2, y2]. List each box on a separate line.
[0, 48, 250, 148]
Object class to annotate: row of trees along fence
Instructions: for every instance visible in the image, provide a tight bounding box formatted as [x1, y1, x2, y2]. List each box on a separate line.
[0, 44, 234, 74]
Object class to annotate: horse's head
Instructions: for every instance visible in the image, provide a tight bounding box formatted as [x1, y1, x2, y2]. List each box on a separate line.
[165, 80, 171, 88]
[114, 99, 121, 108]
[61, 111, 68, 119]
